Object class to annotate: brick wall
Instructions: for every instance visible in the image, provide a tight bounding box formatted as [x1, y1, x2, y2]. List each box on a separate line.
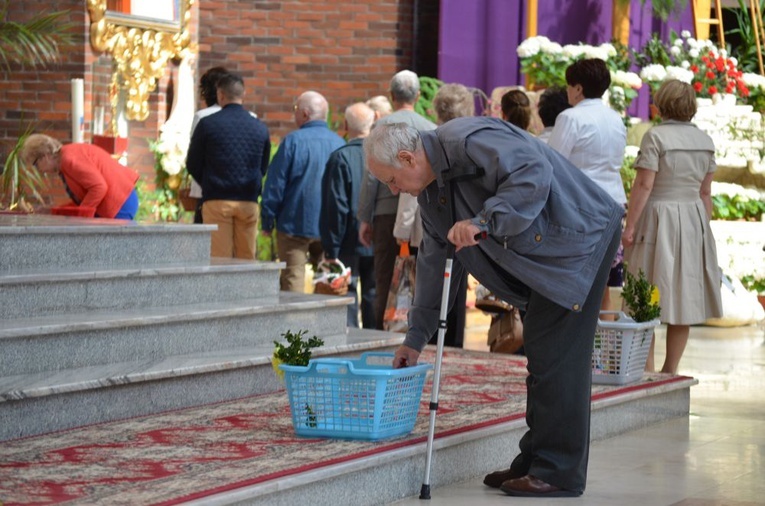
[196, 0, 416, 139]
[1, 0, 418, 196]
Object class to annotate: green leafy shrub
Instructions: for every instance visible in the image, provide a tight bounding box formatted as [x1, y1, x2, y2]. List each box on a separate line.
[622, 266, 662, 322]
[740, 274, 765, 294]
[415, 76, 443, 123]
[711, 183, 765, 221]
[273, 330, 324, 367]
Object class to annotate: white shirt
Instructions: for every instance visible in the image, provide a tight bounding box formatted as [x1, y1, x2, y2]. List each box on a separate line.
[547, 98, 627, 205]
[537, 126, 554, 144]
[393, 193, 423, 247]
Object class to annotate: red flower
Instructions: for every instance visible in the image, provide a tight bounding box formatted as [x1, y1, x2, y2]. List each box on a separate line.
[693, 81, 703, 92]
[708, 85, 718, 95]
[706, 71, 716, 80]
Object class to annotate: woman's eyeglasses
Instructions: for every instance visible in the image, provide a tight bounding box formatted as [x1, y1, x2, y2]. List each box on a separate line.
[32, 153, 46, 170]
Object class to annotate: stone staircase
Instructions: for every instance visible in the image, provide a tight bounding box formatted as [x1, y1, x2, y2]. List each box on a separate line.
[0, 214, 402, 441]
[0, 214, 697, 505]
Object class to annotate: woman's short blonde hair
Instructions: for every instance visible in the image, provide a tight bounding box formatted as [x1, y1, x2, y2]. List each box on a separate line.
[653, 79, 697, 121]
[20, 134, 61, 166]
[365, 95, 393, 118]
[432, 83, 475, 124]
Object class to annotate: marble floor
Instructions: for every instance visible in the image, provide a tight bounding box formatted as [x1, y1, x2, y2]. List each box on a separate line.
[394, 310, 765, 506]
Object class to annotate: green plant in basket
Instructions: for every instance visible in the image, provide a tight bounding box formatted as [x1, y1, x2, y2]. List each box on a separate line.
[622, 266, 662, 323]
[271, 330, 324, 381]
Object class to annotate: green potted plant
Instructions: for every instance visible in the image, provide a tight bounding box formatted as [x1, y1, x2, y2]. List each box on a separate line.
[621, 266, 662, 323]
[1, 1, 77, 212]
[271, 330, 324, 382]
[740, 273, 765, 311]
[1, 126, 46, 213]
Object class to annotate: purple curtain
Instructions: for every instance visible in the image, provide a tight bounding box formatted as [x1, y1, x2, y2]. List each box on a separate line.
[438, 0, 524, 95]
[537, 0, 614, 45]
[629, 1, 696, 118]
[438, 0, 697, 120]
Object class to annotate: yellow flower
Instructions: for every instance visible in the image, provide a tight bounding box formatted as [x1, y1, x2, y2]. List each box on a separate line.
[271, 354, 285, 382]
[650, 286, 660, 306]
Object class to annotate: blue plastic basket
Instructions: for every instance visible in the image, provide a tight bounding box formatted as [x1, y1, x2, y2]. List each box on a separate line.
[280, 352, 432, 440]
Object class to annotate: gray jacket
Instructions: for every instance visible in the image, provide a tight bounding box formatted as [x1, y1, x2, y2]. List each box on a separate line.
[404, 117, 624, 351]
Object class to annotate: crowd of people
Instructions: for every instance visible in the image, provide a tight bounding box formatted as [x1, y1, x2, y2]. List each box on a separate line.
[21, 60, 724, 498]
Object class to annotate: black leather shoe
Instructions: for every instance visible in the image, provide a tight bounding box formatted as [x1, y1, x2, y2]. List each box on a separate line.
[500, 474, 581, 497]
[482, 467, 525, 488]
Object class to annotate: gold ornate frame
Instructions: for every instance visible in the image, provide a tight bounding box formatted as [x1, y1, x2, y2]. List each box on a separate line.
[87, 0, 195, 122]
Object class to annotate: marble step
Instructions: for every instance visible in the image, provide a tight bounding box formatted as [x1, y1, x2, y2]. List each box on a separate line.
[0, 292, 352, 376]
[200, 377, 696, 506]
[0, 328, 405, 441]
[0, 214, 214, 273]
[0, 259, 283, 320]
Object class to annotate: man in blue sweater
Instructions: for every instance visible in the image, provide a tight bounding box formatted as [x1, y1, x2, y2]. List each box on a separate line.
[261, 91, 345, 292]
[186, 72, 270, 260]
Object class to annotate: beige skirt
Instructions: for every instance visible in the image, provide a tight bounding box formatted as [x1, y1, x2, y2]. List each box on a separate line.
[624, 199, 723, 325]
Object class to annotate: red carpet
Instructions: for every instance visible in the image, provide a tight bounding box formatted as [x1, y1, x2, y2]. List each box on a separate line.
[0, 348, 686, 506]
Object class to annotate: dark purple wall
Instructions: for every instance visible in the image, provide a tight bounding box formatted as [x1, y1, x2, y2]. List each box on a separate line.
[438, 0, 698, 119]
[438, 0, 524, 93]
[629, 2, 696, 118]
[537, 0, 614, 45]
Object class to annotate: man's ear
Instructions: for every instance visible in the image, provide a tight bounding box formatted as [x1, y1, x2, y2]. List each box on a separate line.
[397, 150, 414, 167]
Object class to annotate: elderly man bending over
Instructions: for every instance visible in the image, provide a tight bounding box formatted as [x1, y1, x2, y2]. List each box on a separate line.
[363, 118, 623, 498]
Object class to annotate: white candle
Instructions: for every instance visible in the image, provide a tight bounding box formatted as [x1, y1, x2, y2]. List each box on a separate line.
[71, 78, 84, 143]
[93, 106, 104, 136]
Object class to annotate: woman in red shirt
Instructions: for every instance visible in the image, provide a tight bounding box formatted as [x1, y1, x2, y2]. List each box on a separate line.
[22, 134, 140, 219]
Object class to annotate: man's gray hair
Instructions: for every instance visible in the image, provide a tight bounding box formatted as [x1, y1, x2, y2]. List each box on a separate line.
[389, 70, 420, 104]
[363, 122, 422, 168]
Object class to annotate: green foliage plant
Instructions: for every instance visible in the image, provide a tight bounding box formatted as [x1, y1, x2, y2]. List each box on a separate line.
[1, 1, 77, 211]
[616, 0, 688, 22]
[622, 266, 662, 323]
[725, 0, 765, 73]
[415, 76, 443, 123]
[273, 330, 324, 367]
[1, 124, 46, 211]
[634, 33, 674, 69]
[620, 151, 638, 199]
[0, 0, 77, 70]
[712, 192, 765, 221]
[740, 274, 765, 294]
[711, 183, 765, 221]
[271, 330, 325, 382]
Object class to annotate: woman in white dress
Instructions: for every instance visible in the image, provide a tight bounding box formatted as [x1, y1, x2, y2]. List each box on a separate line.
[622, 79, 723, 374]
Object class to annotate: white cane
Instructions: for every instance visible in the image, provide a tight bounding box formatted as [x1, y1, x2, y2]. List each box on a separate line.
[419, 243, 454, 500]
[420, 229, 485, 500]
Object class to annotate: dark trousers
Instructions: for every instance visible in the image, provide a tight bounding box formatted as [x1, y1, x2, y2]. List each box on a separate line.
[371, 214, 398, 330]
[426, 259, 467, 348]
[338, 253, 376, 329]
[509, 227, 621, 493]
[359, 255, 376, 329]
